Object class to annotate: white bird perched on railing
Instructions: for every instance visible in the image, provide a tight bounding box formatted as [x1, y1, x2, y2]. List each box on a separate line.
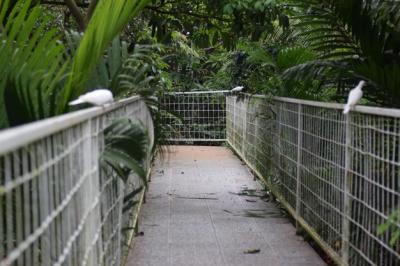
[69, 89, 114, 106]
[343, 81, 366, 114]
[231, 86, 244, 93]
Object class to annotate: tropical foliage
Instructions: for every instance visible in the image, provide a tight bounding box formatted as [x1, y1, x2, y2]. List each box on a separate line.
[1, 0, 400, 121]
[60, 0, 151, 112]
[285, 0, 400, 106]
[378, 208, 400, 246]
[0, 0, 151, 128]
[101, 118, 149, 183]
[0, 0, 68, 127]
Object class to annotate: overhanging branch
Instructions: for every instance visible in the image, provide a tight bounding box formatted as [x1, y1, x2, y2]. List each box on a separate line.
[64, 0, 86, 31]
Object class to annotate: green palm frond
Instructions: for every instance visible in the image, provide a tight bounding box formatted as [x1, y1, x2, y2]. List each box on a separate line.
[89, 37, 130, 90]
[65, 31, 159, 97]
[122, 186, 144, 213]
[285, 0, 400, 105]
[60, 0, 151, 113]
[102, 42, 174, 159]
[378, 208, 400, 246]
[116, 44, 168, 95]
[277, 46, 317, 70]
[171, 31, 200, 58]
[291, 1, 360, 60]
[0, 0, 69, 127]
[101, 118, 149, 184]
[242, 43, 275, 67]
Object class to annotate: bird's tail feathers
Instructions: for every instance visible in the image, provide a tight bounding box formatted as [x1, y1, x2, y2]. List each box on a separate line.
[343, 105, 351, 114]
[69, 98, 84, 106]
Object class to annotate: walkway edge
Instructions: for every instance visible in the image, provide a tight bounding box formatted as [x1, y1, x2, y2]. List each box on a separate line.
[122, 167, 152, 266]
[227, 140, 343, 266]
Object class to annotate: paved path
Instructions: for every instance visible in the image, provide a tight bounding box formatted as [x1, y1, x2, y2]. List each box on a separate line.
[127, 146, 325, 266]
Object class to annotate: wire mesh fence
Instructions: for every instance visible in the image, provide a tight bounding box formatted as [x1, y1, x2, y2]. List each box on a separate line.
[2, 91, 400, 265]
[160, 91, 227, 143]
[227, 95, 400, 266]
[0, 97, 154, 266]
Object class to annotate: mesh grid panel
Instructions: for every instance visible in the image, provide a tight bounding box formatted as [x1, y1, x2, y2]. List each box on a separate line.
[227, 95, 400, 266]
[0, 97, 154, 266]
[160, 92, 226, 142]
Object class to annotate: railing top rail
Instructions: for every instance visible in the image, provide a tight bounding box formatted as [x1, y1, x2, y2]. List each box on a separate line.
[164, 90, 231, 95]
[248, 94, 400, 118]
[0, 96, 141, 155]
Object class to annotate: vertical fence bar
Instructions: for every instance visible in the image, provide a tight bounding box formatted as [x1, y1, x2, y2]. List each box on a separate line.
[295, 104, 303, 230]
[242, 97, 248, 155]
[342, 114, 352, 265]
[38, 141, 51, 266]
[0, 158, 4, 260]
[12, 152, 23, 266]
[30, 147, 40, 266]
[22, 152, 32, 264]
[277, 102, 282, 183]
[82, 120, 92, 265]
[45, 138, 57, 264]
[4, 156, 13, 257]
[233, 97, 236, 147]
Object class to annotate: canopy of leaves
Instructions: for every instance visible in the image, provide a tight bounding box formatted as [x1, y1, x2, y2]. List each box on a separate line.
[2, 0, 400, 128]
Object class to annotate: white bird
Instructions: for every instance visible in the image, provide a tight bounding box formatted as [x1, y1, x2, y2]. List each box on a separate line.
[69, 89, 114, 106]
[343, 81, 366, 114]
[231, 86, 244, 93]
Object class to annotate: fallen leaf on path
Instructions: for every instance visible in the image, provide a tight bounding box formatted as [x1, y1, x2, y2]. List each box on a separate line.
[246, 199, 257, 202]
[244, 249, 260, 254]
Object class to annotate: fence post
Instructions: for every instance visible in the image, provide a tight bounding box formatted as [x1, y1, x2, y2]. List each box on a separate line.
[342, 114, 352, 265]
[242, 96, 247, 156]
[81, 119, 95, 265]
[277, 102, 282, 183]
[295, 104, 303, 230]
[232, 96, 236, 145]
[224, 94, 227, 141]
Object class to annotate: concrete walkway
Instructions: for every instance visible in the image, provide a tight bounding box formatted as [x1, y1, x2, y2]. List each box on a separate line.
[127, 146, 325, 266]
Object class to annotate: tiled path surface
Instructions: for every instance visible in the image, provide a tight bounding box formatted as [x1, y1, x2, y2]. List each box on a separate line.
[127, 146, 325, 266]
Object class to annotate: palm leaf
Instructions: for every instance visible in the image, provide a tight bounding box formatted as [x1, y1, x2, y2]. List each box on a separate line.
[0, 0, 69, 127]
[286, 0, 400, 105]
[101, 118, 149, 184]
[60, 0, 151, 113]
[102, 148, 146, 182]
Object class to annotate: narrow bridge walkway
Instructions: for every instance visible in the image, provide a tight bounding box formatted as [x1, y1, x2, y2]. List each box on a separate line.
[127, 146, 325, 266]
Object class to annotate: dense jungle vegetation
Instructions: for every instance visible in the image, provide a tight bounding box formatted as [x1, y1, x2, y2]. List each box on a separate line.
[1, 0, 400, 129]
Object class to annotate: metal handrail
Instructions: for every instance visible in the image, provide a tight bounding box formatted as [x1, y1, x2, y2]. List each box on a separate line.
[0, 96, 141, 155]
[250, 94, 400, 118]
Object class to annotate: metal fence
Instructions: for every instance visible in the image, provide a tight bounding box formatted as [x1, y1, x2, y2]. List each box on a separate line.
[0, 96, 154, 266]
[227, 95, 400, 266]
[160, 91, 227, 142]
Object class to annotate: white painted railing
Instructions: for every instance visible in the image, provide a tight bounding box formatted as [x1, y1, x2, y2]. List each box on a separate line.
[2, 91, 399, 266]
[0, 96, 154, 266]
[227, 94, 400, 266]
